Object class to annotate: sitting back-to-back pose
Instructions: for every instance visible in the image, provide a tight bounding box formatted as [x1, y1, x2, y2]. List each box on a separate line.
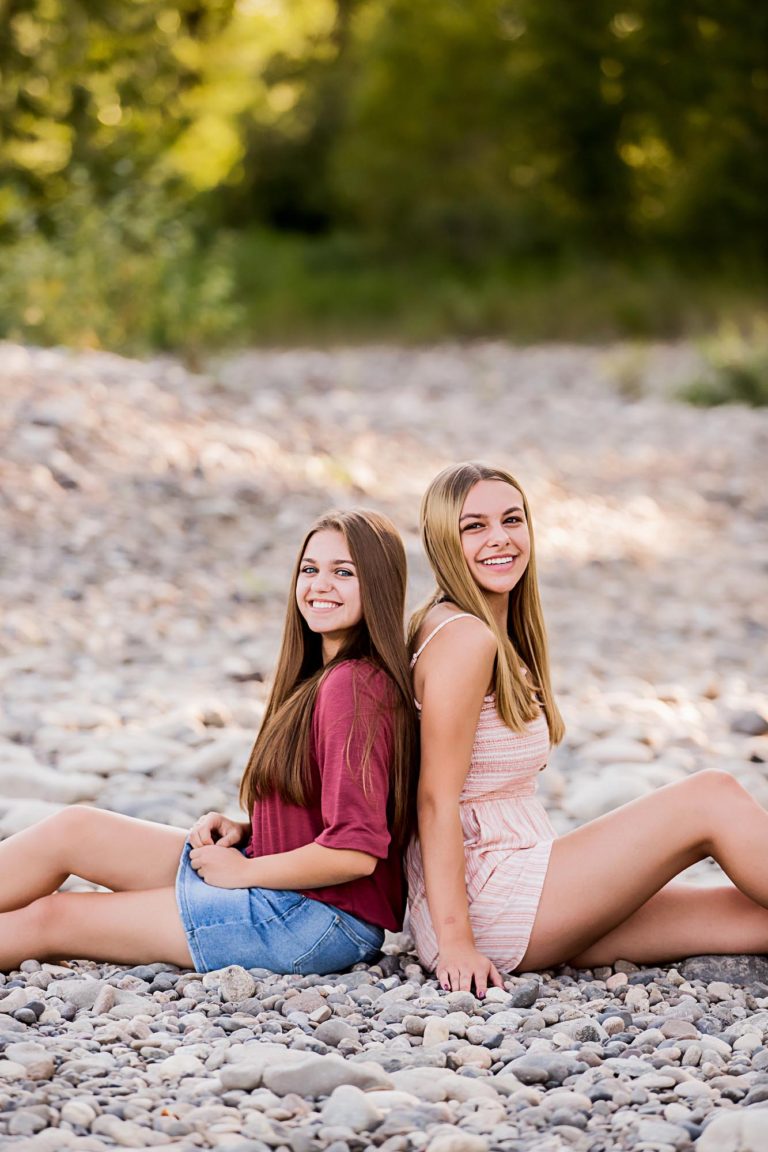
[0, 509, 417, 975]
[407, 460, 768, 996]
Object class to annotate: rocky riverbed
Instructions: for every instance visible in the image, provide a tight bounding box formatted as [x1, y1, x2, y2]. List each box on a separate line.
[1, 340, 767, 1150]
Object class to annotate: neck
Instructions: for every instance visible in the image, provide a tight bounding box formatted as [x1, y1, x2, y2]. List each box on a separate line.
[322, 634, 346, 664]
[485, 590, 509, 631]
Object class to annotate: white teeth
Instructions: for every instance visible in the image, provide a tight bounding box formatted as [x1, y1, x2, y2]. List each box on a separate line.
[310, 600, 340, 608]
[481, 557, 515, 566]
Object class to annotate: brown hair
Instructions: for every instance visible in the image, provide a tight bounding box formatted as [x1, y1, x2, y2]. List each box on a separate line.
[240, 509, 418, 847]
[409, 462, 564, 745]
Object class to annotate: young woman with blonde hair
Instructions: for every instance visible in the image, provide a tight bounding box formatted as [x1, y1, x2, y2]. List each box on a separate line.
[0, 509, 417, 975]
[408, 461, 768, 995]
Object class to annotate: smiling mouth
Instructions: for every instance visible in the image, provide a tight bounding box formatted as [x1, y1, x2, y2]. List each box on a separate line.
[308, 599, 341, 610]
[479, 556, 517, 567]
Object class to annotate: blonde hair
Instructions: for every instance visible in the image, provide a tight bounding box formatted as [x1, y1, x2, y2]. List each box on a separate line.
[240, 509, 418, 847]
[410, 462, 564, 744]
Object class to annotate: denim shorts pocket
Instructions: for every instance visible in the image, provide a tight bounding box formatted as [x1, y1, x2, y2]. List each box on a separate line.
[291, 912, 383, 976]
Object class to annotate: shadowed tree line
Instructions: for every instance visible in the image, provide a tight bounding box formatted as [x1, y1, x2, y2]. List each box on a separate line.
[1, 0, 766, 349]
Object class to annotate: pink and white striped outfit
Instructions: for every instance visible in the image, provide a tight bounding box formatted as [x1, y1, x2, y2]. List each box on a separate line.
[406, 614, 556, 972]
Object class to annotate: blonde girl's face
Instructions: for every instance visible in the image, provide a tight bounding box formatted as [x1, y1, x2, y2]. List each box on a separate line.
[459, 479, 531, 596]
[296, 529, 362, 659]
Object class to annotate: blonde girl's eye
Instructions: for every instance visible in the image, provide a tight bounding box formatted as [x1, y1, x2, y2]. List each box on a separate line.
[460, 521, 484, 533]
[300, 564, 318, 576]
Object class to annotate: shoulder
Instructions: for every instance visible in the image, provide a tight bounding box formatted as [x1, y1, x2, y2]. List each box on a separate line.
[416, 604, 497, 662]
[318, 659, 394, 705]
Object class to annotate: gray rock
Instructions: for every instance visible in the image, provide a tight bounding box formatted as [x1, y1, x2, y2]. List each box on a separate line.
[680, 955, 768, 986]
[263, 1054, 392, 1097]
[507, 980, 540, 1008]
[730, 710, 768, 736]
[314, 1018, 360, 1047]
[505, 1052, 585, 1085]
[218, 965, 257, 1003]
[50, 977, 106, 1010]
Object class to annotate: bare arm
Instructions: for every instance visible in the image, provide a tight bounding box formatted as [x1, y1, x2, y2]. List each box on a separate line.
[188, 841, 377, 889]
[416, 618, 504, 996]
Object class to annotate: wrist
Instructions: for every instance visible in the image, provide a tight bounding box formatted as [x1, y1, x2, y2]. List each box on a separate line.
[437, 928, 474, 951]
[240, 856, 260, 886]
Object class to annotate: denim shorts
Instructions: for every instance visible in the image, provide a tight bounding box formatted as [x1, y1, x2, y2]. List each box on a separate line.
[175, 842, 384, 974]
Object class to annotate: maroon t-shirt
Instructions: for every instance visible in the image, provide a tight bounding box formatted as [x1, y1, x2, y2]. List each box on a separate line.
[244, 660, 404, 931]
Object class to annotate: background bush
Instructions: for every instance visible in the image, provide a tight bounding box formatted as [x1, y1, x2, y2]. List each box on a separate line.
[1, 0, 766, 352]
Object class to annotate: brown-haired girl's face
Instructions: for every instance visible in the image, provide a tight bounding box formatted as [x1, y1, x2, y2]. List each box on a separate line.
[459, 479, 530, 596]
[295, 529, 363, 658]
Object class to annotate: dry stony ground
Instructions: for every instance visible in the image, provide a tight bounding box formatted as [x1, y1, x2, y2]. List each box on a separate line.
[0, 340, 767, 1152]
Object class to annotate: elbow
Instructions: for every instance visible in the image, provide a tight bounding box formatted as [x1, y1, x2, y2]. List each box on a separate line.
[417, 790, 456, 825]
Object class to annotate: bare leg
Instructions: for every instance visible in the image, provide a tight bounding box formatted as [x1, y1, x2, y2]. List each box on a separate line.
[568, 882, 768, 968]
[0, 888, 194, 970]
[521, 770, 768, 969]
[0, 807, 187, 912]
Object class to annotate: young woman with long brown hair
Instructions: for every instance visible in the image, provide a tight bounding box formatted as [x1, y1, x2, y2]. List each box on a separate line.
[0, 509, 417, 975]
[408, 461, 768, 996]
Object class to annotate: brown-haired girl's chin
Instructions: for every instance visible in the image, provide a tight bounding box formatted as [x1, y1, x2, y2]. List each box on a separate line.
[0, 509, 417, 976]
[407, 460, 768, 997]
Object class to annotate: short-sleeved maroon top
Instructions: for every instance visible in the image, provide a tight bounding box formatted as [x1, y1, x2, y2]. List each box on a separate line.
[244, 659, 404, 931]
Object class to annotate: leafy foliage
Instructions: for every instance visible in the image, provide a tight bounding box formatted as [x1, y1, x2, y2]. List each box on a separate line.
[681, 328, 768, 407]
[0, 0, 766, 349]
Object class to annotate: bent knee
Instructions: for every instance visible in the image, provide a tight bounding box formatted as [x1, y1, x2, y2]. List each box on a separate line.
[683, 769, 751, 832]
[45, 804, 98, 844]
[18, 894, 62, 959]
[693, 768, 746, 801]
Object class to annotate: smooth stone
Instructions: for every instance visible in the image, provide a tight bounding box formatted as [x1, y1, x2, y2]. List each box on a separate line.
[150, 1052, 205, 1080]
[91, 1114, 158, 1145]
[0, 1059, 27, 1080]
[366, 1090, 422, 1110]
[217, 966, 257, 1003]
[8, 1110, 50, 1136]
[50, 978, 106, 1010]
[320, 1085, 383, 1132]
[730, 710, 768, 736]
[353, 1048, 448, 1072]
[389, 1069, 448, 1103]
[425, 1134, 488, 1152]
[314, 1019, 359, 1047]
[635, 1118, 691, 1146]
[422, 1017, 451, 1047]
[4, 1042, 55, 1080]
[60, 1099, 98, 1126]
[697, 1109, 768, 1151]
[263, 1054, 392, 1097]
[505, 1052, 584, 1085]
[0, 987, 40, 1014]
[507, 980, 540, 1008]
[680, 955, 768, 986]
[449, 1045, 493, 1070]
[660, 1019, 701, 1040]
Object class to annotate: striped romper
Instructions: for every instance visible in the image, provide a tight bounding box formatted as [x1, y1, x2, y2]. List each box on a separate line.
[406, 614, 556, 973]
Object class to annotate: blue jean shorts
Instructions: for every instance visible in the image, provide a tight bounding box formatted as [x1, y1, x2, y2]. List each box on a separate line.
[175, 842, 384, 974]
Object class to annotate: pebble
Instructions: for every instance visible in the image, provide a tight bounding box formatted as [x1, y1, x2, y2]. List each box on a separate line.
[697, 1108, 768, 1151]
[320, 1085, 383, 1132]
[1, 340, 767, 1150]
